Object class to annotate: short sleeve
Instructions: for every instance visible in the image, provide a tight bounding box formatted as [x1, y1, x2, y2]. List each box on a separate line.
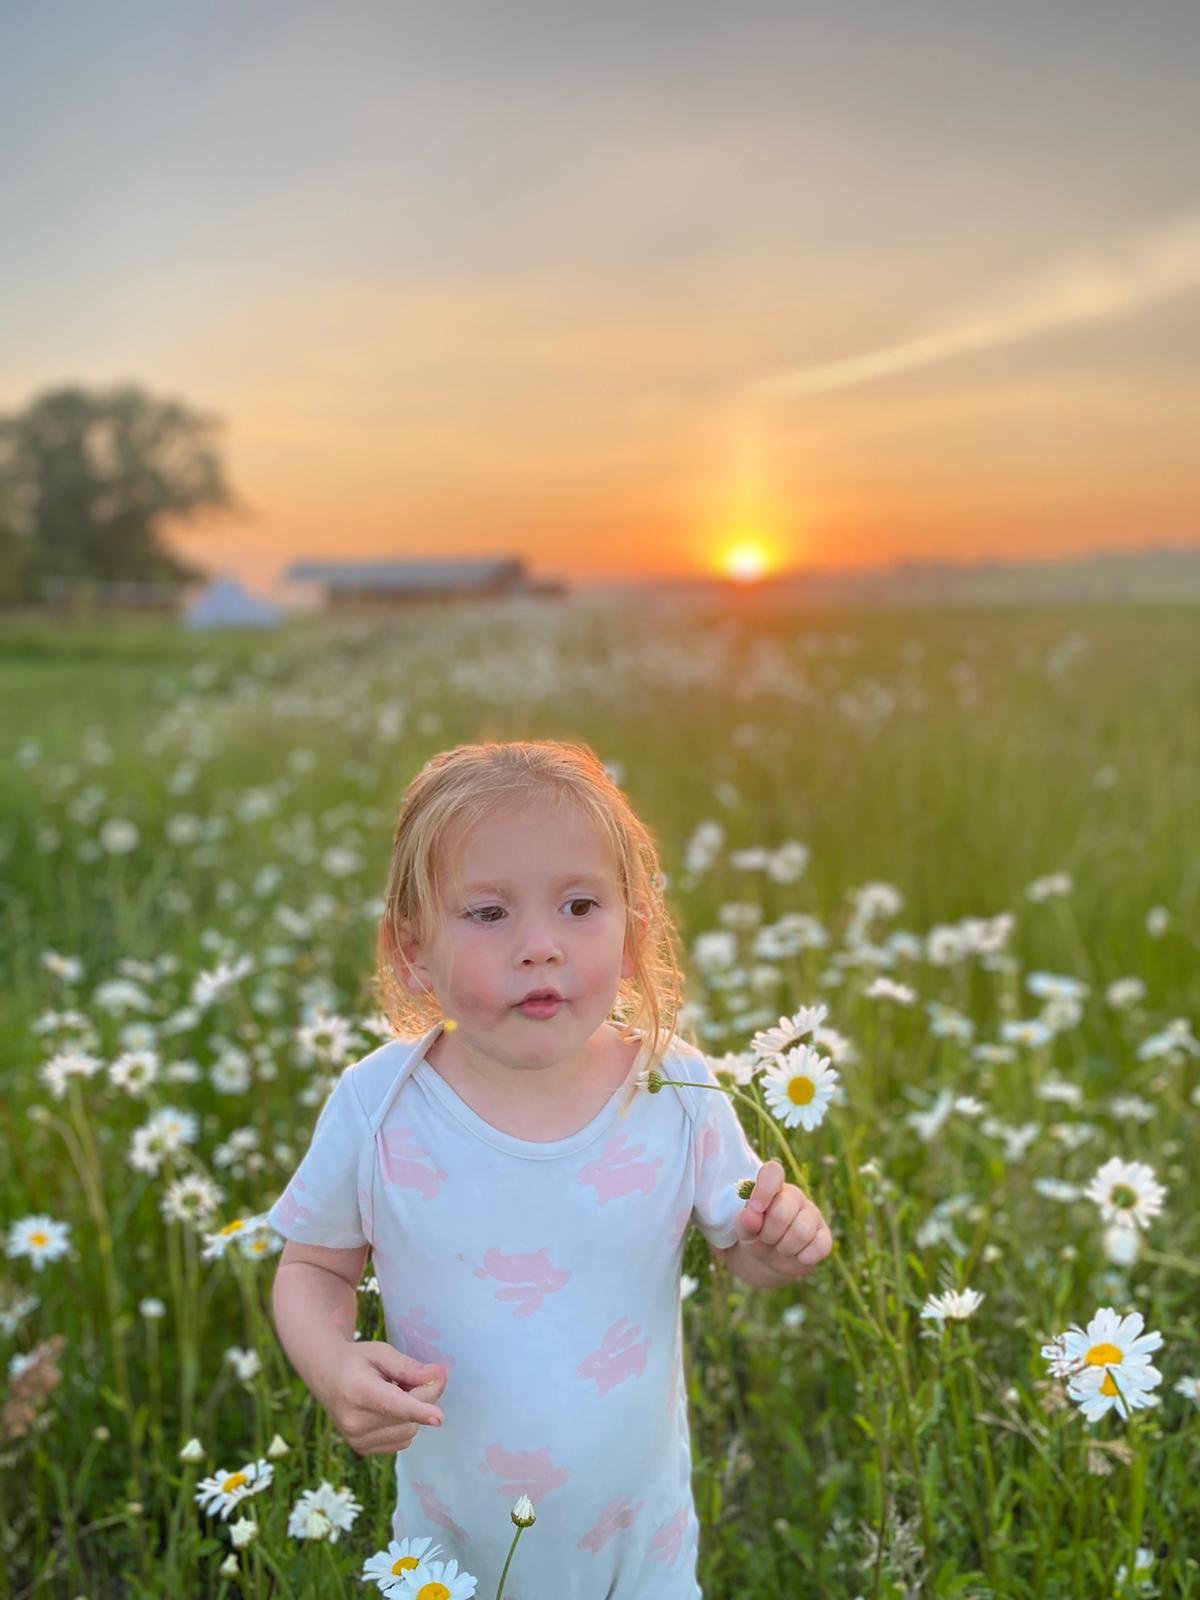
[687, 1055, 765, 1249]
[267, 1067, 372, 1249]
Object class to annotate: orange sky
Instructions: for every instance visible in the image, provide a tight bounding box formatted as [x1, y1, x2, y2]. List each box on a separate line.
[4, 5, 1199, 594]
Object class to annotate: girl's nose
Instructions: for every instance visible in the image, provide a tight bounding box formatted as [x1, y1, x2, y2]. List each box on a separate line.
[516, 919, 563, 964]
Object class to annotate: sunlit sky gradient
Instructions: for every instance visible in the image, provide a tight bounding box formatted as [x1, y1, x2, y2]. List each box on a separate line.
[3, 1, 1199, 591]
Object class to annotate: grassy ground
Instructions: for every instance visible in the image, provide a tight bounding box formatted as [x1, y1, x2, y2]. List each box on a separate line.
[0, 597, 1196, 1598]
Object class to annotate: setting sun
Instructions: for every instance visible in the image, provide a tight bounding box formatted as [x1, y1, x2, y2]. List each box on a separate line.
[719, 541, 775, 584]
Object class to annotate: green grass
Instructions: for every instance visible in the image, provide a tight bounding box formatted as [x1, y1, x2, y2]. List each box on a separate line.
[0, 597, 1197, 1598]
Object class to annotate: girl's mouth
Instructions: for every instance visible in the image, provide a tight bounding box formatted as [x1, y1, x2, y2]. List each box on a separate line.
[518, 997, 563, 1019]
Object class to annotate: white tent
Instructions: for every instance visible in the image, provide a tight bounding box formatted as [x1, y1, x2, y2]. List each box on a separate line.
[183, 576, 282, 630]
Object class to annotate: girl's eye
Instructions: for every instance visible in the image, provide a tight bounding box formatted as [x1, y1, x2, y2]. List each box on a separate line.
[465, 897, 599, 924]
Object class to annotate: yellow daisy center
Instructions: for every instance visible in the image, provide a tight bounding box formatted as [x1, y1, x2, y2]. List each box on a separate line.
[221, 1471, 249, 1493]
[219, 1219, 247, 1236]
[417, 1585, 451, 1600]
[391, 1556, 421, 1574]
[29, 1231, 49, 1247]
[788, 1076, 815, 1105]
[1085, 1342, 1123, 1368]
[1100, 1372, 1120, 1396]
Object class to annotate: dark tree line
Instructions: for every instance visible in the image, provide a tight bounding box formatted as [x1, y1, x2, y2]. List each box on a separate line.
[0, 383, 239, 603]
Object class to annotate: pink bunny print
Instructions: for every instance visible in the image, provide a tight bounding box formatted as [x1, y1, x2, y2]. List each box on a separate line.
[379, 1126, 448, 1198]
[273, 1176, 313, 1229]
[413, 1479, 468, 1543]
[650, 1504, 690, 1566]
[578, 1493, 644, 1554]
[577, 1318, 651, 1397]
[479, 1442, 571, 1502]
[474, 1246, 570, 1317]
[394, 1306, 456, 1372]
[578, 1134, 663, 1203]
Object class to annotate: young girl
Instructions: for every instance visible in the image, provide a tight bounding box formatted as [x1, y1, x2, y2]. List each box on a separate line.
[269, 739, 831, 1598]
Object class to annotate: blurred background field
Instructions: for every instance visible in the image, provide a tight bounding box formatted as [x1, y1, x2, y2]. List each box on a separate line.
[1, 595, 1197, 1597]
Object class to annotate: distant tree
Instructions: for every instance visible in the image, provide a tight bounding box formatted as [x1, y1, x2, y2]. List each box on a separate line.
[0, 383, 239, 602]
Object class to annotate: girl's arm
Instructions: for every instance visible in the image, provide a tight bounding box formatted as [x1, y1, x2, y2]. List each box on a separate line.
[272, 1239, 369, 1400]
[271, 1240, 447, 1452]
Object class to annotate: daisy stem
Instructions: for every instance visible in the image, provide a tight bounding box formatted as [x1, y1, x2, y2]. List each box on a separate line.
[961, 1328, 998, 1512]
[654, 1078, 812, 1196]
[253, 1540, 294, 1596]
[494, 1524, 525, 1600]
[63, 1084, 140, 1484]
[1118, 1378, 1147, 1568]
[945, 1342, 989, 1566]
[1139, 1246, 1200, 1276]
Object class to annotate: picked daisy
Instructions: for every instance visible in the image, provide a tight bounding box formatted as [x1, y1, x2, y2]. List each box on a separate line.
[750, 1004, 829, 1060]
[761, 1043, 838, 1131]
[1039, 1307, 1164, 1423]
[920, 1287, 985, 1322]
[5, 1215, 72, 1271]
[1084, 1157, 1167, 1232]
[195, 1459, 274, 1519]
[287, 1481, 362, 1543]
[362, 1536, 444, 1594]
[393, 1557, 478, 1598]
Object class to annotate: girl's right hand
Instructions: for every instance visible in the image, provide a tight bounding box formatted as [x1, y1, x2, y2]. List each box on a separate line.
[322, 1340, 447, 1457]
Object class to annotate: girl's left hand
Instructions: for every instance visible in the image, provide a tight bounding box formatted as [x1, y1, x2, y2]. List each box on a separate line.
[734, 1160, 833, 1279]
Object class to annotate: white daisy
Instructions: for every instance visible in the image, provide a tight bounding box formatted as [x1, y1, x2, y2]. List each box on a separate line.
[1083, 1157, 1167, 1232]
[225, 1346, 262, 1382]
[905, 1088, 954, 1143]
[191, 954, 254, 1010]
[39, 1048, 104, 1099]
[195, 1459, 273, 1519]
[1039, 1307, 1163, 1423]
[362, 1537, 444, 1594]
[201, 1215, 258, 1260]
[1174, 1374, 1200, 1405]
[749, 1004, 829, 1059]
[229, 1516, 258, 1549]
[5, 1215, 71, 1271]
[394, 1557, 478, 1598]
[760, 1044, 838, 1132]
[108, 1049, 159, 1095]
[999, 1018, 1054, 1049]
[920, 1287, 984, 1322]
[161, 1173, 224, 1226]
[1105, 977, 1146, 1010]
[287, 1481, 362, 1542]
[864, 976, 916, 1004]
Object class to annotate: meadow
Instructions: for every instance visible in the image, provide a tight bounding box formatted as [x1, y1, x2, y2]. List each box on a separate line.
[0, 593, 1196, 1599]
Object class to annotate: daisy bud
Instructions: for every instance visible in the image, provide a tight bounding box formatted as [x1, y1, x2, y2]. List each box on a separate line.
[229, 1516, 258, 1549]
[218, 1553, 238, 1576]
[266, 1433, 290, 1459]
[737, 1178, 755, 1200]
[511, 1494, 536, 1528]
[178, 1438, 205, 1463]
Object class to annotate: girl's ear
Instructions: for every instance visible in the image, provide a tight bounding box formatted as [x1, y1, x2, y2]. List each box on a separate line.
[385, 915, 435, 998]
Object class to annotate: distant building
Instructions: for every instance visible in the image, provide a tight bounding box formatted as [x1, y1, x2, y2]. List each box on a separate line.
[183, 575, 282, 630]
[284, 556, 565, 613]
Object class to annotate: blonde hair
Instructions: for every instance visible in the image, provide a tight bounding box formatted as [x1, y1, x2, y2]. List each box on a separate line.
[375, 739, 687, 1114]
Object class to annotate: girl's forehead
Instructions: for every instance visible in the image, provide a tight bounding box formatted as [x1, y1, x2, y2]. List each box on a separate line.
[439, 798, 620, 883]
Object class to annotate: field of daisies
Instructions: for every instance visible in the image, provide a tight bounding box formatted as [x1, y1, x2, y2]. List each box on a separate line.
[1, 595, 1196, 1599]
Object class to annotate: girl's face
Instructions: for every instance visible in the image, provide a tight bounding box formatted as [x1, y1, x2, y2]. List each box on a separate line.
[396, 797, 637, 1077]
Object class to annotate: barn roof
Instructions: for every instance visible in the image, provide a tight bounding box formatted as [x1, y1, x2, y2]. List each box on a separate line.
[286, 558, 527, 592]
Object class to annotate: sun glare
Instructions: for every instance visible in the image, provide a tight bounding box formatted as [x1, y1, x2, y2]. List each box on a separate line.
[721, 541, 774, 584]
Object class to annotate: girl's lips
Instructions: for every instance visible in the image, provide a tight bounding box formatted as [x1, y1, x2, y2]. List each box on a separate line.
[518, 997, 563, 1018]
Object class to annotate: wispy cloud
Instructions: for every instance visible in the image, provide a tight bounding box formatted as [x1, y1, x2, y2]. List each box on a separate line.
[745, 210, 1200, 401]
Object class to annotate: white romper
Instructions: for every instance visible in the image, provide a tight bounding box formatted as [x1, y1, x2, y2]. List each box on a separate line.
[267, 1023, 764, 1600]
